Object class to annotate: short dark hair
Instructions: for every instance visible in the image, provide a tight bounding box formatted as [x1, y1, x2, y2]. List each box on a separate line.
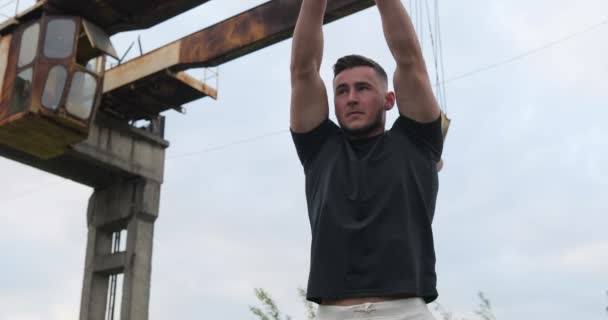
[333, 54, 388, 85]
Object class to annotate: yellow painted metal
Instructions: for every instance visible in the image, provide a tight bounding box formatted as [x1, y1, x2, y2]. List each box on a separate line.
[0, 35, 11, 98]
[171, 70, 217, 100]
[0, 17, 97, 159]
[441, 111, 451, 141]
[0, 112, 86, 158]
[103, 42, 181, 93]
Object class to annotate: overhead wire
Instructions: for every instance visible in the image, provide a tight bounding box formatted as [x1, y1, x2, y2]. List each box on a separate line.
[441, 17, 608, 85]
[0, 0, 17, 19]
[0, 0, 22, 19]
[0, 0, 17, 10]
[167, 129, 289, 160]
[424, 0, 446, 112]
[435, 0, 448, 113]
[145, 15, 608, 161]
[2, 8, 608, 202]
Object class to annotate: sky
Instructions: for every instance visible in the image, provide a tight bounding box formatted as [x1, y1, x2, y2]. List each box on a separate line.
[1, 0, 608, 319]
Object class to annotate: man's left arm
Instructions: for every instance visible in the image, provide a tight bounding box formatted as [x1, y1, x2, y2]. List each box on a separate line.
[376, 0, 440, 123]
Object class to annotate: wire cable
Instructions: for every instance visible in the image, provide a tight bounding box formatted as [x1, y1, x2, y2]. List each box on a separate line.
[442, 18, 608, 85]
[167, 129, 289, 160]
[2, 14, 608, 201]
[425, 0, 445, 111]
[435, 0, 448, 112]
[0, 0, 17, 10]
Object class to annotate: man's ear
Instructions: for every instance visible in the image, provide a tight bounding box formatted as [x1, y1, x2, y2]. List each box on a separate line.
[384, 91, 396, 110]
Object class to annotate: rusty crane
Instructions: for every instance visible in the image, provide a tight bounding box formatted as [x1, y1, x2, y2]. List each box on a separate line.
[0, 0, 375, 319]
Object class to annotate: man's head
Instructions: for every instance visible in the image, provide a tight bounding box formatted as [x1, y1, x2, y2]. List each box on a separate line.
[333, 55, 395, 138]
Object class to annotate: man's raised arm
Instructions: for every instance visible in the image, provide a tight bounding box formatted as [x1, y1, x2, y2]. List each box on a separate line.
[376, 0, 441, 123]
[290, 0, 330, 133]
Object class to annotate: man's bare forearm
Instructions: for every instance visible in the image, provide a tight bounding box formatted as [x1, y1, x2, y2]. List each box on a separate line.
[375, 0, 424, 68]
[376, 0, 440, 122]
[291, 0, 327, 78]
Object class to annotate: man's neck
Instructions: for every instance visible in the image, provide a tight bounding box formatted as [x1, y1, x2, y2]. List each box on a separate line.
[344, 127, 385, 140]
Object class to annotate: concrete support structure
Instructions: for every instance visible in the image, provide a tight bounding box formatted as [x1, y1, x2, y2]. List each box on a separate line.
[0, 2, 375, 319]
[0, 109, 169, 320]
[80, 178, 161, 320]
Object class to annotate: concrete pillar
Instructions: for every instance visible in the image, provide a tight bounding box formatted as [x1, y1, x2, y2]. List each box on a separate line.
[79, 203, 113, 320]
[79, 178, 160, 320]
[120, 180, 160, 320]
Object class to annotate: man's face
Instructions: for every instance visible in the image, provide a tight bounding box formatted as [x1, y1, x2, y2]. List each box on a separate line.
[333, 66, 393, 138]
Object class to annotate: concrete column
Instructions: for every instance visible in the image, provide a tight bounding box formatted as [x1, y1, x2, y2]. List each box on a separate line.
[79, 178, 160, 320]
[79, 192, 114, 320]
[120, 180, 160, 320]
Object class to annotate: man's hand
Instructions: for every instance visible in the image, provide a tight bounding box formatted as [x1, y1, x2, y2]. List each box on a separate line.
[375, 0, 440, 123]
[290, 0, 330, 133]
[436, 159, 444, 172]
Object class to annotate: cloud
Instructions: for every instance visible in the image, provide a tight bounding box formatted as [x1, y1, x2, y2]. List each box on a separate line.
[2, 1, 608, 320]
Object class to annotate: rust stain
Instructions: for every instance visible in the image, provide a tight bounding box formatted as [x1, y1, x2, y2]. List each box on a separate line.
[172, 71, 218, 100]
[178, 0, 372, 68]
[0, 15, 101, 159]
[0, 34, 13, 121]
[104, 42, 180, 93]
[104, 0, 372, 75]
[0, 35, 11, 98]
[0, 32, 18, 122]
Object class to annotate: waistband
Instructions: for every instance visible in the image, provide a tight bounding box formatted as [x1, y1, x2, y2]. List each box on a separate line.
[317, 298, 427, 319]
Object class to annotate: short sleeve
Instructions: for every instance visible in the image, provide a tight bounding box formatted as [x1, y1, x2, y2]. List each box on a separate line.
[391, 114, 443, 161]
[291, 120, 340, 170]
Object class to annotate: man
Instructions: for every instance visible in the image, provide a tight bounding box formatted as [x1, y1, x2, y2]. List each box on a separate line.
[290, 0, 444, 319]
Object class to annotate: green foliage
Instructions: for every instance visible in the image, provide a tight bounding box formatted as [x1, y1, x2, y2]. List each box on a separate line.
[249, 287, 498, 320]
[429, 292, 497, 320]
[249, 288, 292, 320]
[251, 287, 608, 319]
[432, 303, 456, 320]
[297, 287, 317, 320]
[474, 292, 496, 320]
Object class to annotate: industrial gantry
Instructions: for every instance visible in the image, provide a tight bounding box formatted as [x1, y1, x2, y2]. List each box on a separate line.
[0, 0, 374, 319]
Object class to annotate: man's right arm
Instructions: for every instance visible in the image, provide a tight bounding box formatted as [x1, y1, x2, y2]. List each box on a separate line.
[290, 0, 329, 133]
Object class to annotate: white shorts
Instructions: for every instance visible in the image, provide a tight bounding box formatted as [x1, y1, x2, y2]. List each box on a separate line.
[317, 298, 435, 320]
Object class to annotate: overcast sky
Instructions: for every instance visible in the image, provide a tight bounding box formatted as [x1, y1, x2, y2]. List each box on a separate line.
[1, 0, 607, 319]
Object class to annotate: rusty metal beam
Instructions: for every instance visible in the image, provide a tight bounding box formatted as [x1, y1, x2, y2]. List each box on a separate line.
[1, 0, 373, 187]
[44, 0, 213, 35]
[0, 35, 10, 95]
[104, 0, 375, 93]
[179, 0, 375, 68]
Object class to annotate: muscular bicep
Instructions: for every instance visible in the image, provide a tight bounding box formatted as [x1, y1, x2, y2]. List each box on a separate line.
[290, 70, 329, 133]
[393, 64, 441, 123]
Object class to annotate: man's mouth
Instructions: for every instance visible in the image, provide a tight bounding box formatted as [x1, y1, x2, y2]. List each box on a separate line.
[347, 111, 364, 117]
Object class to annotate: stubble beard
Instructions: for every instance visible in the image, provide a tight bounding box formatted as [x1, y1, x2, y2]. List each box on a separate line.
[339, 109, 385, 139]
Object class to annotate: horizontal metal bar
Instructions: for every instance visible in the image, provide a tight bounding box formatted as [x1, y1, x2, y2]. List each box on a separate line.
[105, 0, 374, 91]
[178, 0, 375, 68]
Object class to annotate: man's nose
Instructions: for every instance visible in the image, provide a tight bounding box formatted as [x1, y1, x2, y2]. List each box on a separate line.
[347, 90, 358, 104]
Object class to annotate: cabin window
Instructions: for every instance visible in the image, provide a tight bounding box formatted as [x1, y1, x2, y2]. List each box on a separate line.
[18, 23, 39, 67]
[9, 68, 33, 115]
[44, 19, 76, 59]
[86, 56, 104, 74]
[41, 65, 68, 110]
[65, 71, 97, 119]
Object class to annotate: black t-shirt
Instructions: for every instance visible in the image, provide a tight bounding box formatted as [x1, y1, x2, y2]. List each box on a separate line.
[291, 114, 443, 304]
